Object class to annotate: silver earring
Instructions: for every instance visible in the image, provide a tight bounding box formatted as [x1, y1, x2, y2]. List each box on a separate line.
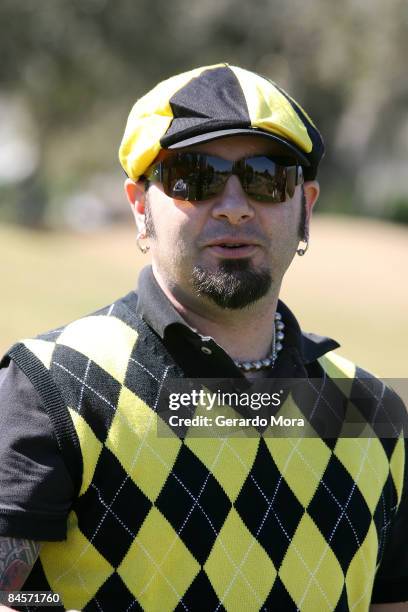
[136, 232, 150, 254]
[297, 239, 309, 256]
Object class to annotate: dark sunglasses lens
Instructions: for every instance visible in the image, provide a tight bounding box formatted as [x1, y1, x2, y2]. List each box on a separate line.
[242, 157, 287, 202]
[285, 166, 298, 199]
[200, 156, 232, 199]
[163, 154, 231, 201]
[163, 154, 195, 200]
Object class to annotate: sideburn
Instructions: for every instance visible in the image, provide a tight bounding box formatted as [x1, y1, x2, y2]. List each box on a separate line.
[144, 181, 156, 239]
[299, 186, 307, 240]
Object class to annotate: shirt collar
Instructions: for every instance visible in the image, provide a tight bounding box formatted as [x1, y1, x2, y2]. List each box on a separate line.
[135, 265, 340, 364]
[276, 300, 340, 364]
[135, 265, 187, 336]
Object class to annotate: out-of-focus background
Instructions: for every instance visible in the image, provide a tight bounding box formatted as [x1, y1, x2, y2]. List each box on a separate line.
[0, 0, 407, 376]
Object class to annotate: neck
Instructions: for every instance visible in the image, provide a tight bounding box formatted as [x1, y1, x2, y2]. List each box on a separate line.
[152, 265, 280, 363]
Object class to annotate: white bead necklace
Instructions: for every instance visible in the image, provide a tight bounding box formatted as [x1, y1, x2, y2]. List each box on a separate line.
[233, 312, 285, 372]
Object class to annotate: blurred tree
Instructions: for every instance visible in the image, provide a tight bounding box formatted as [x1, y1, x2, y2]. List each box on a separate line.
[0, 0, 407, 225]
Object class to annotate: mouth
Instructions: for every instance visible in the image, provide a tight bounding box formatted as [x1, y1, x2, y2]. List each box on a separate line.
[206, 243, 259, 258]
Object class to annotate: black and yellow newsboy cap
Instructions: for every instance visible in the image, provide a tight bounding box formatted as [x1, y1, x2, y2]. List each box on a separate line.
[119, 63, 324, 181]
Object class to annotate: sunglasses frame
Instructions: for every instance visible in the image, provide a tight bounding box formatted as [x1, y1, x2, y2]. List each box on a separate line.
[144, 153, 304, 203]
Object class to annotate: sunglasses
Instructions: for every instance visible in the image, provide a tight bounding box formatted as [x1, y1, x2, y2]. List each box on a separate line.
[144, 153, 304, 203]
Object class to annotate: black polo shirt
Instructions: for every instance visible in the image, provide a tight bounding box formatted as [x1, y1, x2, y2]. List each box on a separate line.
[0, 266, 407, 607]
[134, 266, 340, 380]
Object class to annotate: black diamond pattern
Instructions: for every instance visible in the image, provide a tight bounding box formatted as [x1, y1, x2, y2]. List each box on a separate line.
[20, 559, 65, 611]
[291, 376, 347, 439]
[175, 570, 225, 611]
[155, 443, 231, 564]
[373, 470, 398, 565]
[378, 437, 399, 462]
[263, 574, 298, 610]
[75, 446, 152, 567]
[84, 572, 142, 612]
[52, 345, 122, 443]
[373, 496, 387, 567]
[51, 344, 91, 401]
[308, 453, 371, 573]
[235, 438, 304, 569]
[349, 376, 406, 439]
[124, 329, 165, 408]
[333, 585, 349, 611]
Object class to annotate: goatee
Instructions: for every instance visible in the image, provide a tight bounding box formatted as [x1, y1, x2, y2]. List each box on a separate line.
[191, 259, 272, 309]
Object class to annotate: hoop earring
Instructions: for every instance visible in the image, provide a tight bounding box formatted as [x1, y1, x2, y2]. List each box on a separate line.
[136, 232, 150, 254]
[296, 239, 309, 256]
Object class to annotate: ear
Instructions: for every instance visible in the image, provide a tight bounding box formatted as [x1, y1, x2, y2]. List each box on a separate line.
[124, 178, 146, 234]
[303, 180, 320, 237]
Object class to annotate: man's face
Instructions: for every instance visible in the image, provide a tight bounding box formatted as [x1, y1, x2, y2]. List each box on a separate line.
[128, 135, 318, 311]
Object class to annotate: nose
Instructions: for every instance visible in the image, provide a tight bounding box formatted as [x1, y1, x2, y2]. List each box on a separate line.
[211, 175, 255, 225]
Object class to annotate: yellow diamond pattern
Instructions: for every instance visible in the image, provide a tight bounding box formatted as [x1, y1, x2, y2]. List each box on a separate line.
[345, 520, 378, 612]
[40, 510, 113, 611]
[389, 435, 406, 504]
[69, 407, 103, 496]
[265, 437, 332, 508]
[105, 386, 181, 502]
[186, 436, 259, 502]
[263, 392, 318, 438]
[22, 338, 55, 369]
[57, 315, 138, 383]
[118, 507, 200, 611]
[334, 437, 388, 514]
[279, 512, 343, 611]
[204, 508, 276, 612]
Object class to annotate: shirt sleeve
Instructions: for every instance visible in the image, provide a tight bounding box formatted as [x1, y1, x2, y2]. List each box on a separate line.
[371, 437, 408, 603]
[0, 360, 74, 541]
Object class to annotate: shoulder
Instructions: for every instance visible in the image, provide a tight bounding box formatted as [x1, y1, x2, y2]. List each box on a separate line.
[318, 349, 406, 409]
[317, 349, 358, 378]
[3, 291, 143, 372]
[318, 349, 402, 395]
[318, 348, 406, 435]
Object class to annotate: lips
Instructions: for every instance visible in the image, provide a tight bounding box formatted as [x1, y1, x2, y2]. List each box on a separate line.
[205, 238, 259, 248]
[205, 240, 260, 258]
[216, 243, 249, 248]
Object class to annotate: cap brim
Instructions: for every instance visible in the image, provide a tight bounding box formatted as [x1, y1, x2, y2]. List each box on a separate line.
[167, 128, 311, 167]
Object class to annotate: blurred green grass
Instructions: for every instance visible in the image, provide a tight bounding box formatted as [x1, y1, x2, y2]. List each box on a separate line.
[1, 216, 407, 377]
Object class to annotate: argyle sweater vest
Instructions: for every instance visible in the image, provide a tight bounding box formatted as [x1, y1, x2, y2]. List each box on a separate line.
[6, 294, 406, 612]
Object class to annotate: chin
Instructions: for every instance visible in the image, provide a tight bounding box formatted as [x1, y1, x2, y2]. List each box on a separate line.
[191, 261, 273, 310]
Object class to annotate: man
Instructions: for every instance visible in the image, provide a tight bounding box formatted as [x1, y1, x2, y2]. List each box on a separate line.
[0, 64, 407, 611]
